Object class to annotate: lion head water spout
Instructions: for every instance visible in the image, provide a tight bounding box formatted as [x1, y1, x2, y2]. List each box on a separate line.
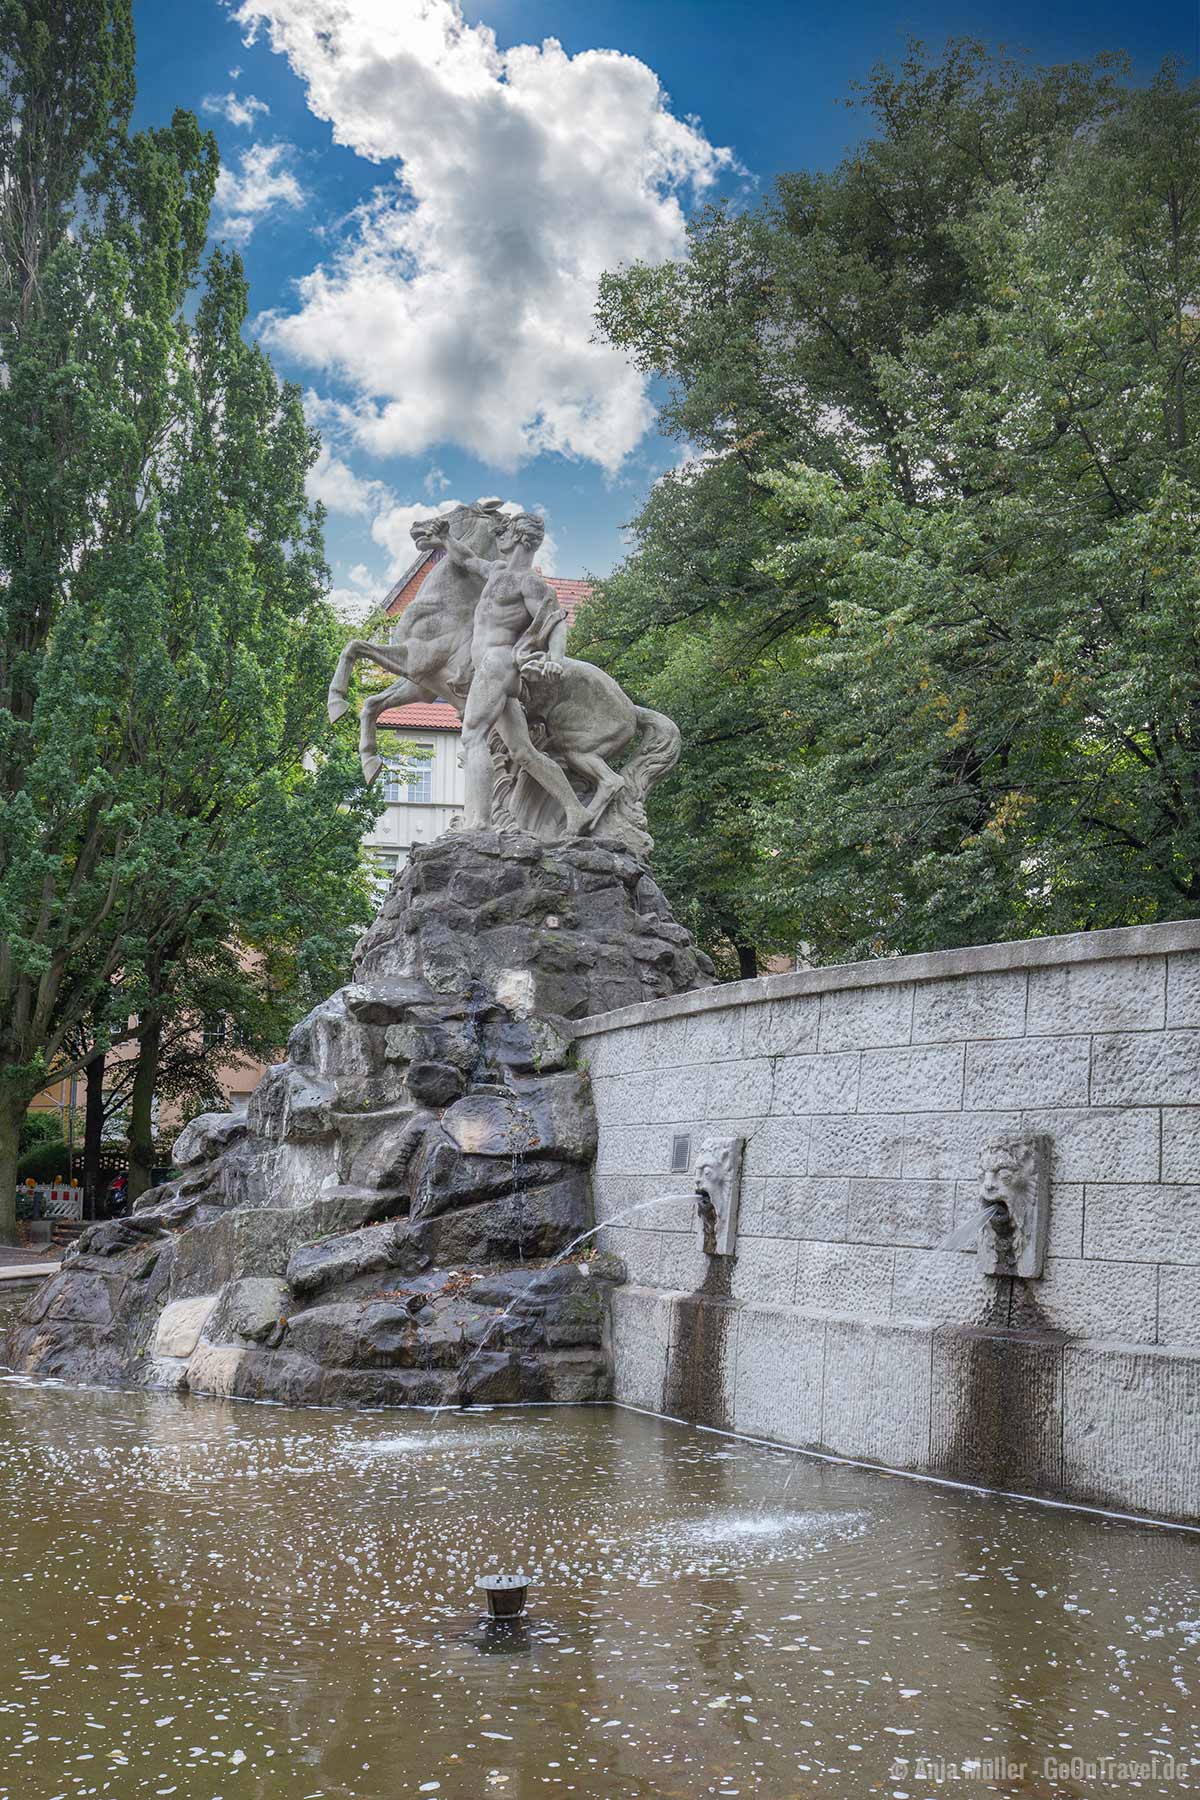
[936, 1136, 1052, 1277]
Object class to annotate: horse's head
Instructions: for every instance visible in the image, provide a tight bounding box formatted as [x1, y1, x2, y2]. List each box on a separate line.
[411, 499, 510, 562]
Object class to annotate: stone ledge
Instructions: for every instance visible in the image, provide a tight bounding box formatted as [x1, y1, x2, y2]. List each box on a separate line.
[621, 1289, 1194, 1358]
[609, 1288, 1200, 1522]
[573, 918, 1200, 1037]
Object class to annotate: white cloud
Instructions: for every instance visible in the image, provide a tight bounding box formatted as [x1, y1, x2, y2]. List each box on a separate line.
[368, 494, 535, 566]
[203, 89, 271, 128]
[214, 141, 307, 243]
[327, 560, 382, 621]
[307, 445, 387, 516]
[232, 0, 734, 472]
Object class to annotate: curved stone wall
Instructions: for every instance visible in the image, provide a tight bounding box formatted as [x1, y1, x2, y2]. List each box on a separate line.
[575, 920, 1200, 1525]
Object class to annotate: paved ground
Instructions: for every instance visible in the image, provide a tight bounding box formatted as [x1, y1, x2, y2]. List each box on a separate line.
[0, 1244, 61, 1268]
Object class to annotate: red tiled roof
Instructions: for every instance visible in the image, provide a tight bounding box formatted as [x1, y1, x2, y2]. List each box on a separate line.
[384, 559, 592, 625]
[546, 577, 592, 626]
[378, 700, 462, 730]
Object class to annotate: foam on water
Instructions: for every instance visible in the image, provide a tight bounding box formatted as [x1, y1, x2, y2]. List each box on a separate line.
[668, 1507, 868, 1546]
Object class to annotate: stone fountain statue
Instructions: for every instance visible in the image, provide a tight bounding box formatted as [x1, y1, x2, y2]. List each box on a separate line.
[7, 499, 713, 1406]
[327, 503, 679, 856]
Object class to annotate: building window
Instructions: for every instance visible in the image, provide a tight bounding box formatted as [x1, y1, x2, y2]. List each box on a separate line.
[383, 756, 434, 804]
[202, 1012, 229, 1049]
[406, 761, 433, 804]
[371, 849, 401, 898]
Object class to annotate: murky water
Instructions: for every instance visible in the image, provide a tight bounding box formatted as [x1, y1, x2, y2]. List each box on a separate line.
[0, 1377, 1196, 1800]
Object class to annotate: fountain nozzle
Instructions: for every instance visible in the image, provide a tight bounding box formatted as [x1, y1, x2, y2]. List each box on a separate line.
[475, 1573, 529, 1620]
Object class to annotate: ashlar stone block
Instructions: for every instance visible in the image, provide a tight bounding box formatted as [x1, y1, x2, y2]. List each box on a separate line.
[808, 1114, 907, 1179]
[741, 995, 821, 1059]
[891, 1248, 1009, 1328]
[911, 970, 1028, 1044]
[732, 1306, 825, 1445]
[846, 1178, 957, 1249]
[1009, 1255, 1158, 1342]
[1018, 1107, 1159, 1183]
[705, 1057, 774, 1121]
[1158, 1265, 1200, 1347]
[1026, 957, 1165, 1036]
[820, 1318, 932, 1469]
[1062, 1343, 1200, 1522]
[818, 982, 913, 1052]
[753, 1176, 850, 1242]
[729, 1236, 799, 1305]
[743, 1115, 811, 1178]
[901, 1111, 1022, 1181]
[857, 1044, 965, 1114]
[1166, 950, 1200, 1028]
[793, 1241, 894, 1316]
[964, 1036, 1090, 1110]
[930, 1330, 1064, 1492]
[1091, 1030, 1200, 1107]
[770, 1051, 861, 1117]
[1162, 1107, 1200, 1181]
[1082, 1183, 1200, 1266]
[609, 1285, 673, 1413]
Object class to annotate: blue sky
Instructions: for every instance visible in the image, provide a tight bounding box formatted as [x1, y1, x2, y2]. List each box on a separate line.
[133, 0, 1196, 608]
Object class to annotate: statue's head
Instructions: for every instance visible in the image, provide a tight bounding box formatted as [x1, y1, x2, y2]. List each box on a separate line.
[979, 1138, 1038, 1255]
[695, 1137, 736, 1201]
[410, 499, 509, 557]
[499, 511, 545, 554]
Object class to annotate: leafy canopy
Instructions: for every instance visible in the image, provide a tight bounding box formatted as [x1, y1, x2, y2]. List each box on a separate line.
[575, 42, 1194, 964]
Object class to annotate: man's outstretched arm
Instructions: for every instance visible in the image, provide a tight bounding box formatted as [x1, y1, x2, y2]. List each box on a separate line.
[429, 521, 492, 580]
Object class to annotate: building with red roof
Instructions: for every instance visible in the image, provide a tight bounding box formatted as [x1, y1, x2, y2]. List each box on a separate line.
[364, 548, 593, 883]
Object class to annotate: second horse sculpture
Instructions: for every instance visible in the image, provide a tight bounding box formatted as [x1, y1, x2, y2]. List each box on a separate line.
[326, 499, 681, 854]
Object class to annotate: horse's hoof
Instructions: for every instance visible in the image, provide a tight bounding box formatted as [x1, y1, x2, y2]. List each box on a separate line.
[327, 694, 350, 724]
[361, 753, 383, 785]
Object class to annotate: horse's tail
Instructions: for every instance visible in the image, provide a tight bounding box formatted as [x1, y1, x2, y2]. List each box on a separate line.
[623, 706, 681, 802]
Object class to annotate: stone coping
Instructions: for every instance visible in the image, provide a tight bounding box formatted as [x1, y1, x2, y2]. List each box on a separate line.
[614, 1286, 1197, 1361]
[0, 1261, 59, 1283]
[573, 917, 1200, 1037]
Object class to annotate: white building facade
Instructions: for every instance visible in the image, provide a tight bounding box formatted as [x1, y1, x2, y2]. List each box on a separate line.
[364, 705, 466, 886]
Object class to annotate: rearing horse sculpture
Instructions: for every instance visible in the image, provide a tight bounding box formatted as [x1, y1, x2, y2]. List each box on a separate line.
[328, 500, 681, 855]
[326, 500, 511, 782]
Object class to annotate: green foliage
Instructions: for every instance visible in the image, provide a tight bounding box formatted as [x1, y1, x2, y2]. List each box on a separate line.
[0, 3, 379, 1228]
[16, 1137, 72, 1182]
[19, 1108, 72, 1156]
[584, 44, 1200, 965]
[760, 68, 1200, 955]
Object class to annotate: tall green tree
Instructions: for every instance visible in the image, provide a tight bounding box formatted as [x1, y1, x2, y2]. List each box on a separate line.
[0, 2, 376, 1235]
[579, 40, 1123, 971]
[760, 69, 1200, 955]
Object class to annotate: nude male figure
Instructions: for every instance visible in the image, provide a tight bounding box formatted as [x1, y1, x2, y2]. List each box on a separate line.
[429, 511, 590, 835]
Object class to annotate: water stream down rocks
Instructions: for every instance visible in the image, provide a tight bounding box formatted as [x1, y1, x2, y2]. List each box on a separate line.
[6, 830, 714, 1407]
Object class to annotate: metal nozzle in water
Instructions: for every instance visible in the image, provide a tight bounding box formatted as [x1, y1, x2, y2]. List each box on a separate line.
[475, 1573, 529, 1620]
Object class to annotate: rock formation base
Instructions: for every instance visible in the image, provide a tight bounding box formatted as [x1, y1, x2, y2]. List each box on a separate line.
[6, 831, 713, 1407]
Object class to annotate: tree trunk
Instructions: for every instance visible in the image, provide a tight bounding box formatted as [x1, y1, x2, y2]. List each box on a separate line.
[0, 1087, 27, 1247]
[127, 1015, 161, 1203]
[736, 941, 759, 981]
[82, 1052, 106, 1221]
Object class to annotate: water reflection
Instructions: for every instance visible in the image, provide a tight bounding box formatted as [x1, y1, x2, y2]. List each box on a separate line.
[0, 1379, 1195, 1798]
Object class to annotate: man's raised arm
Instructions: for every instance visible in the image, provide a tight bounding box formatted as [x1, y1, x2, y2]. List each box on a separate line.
[427, 518, 492, 579]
